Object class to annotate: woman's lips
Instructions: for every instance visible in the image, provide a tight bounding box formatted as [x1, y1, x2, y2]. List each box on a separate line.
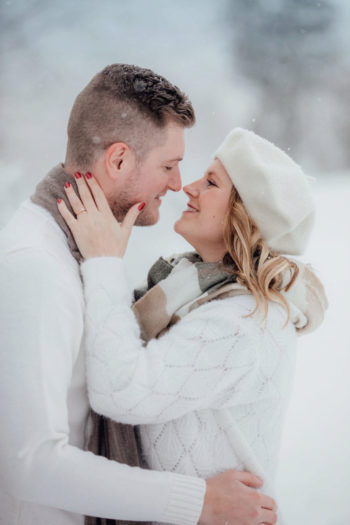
[184, 203, 199, 213]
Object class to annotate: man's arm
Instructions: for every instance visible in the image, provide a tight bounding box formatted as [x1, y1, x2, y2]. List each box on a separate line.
[200, 471, 277, 525]
[0, 249, 204, 523]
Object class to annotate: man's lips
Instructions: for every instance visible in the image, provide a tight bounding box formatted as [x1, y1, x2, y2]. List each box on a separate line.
[155, 190, 167, 204]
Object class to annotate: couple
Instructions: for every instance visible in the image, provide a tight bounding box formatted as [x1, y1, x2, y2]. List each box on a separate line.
[0, 64, 327, 525]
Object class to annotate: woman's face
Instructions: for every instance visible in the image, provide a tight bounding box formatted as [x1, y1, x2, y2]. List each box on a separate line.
[174, 158, 233, 262]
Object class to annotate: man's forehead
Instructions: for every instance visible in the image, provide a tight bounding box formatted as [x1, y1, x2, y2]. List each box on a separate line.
[153, 124, 185, 160]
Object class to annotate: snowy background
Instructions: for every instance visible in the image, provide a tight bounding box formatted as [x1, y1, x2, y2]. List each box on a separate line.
[1, 1, 349, 523]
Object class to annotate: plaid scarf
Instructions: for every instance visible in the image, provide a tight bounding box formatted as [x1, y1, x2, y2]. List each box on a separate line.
[132, 252, 246, 340]
[132, 251, 328, 340]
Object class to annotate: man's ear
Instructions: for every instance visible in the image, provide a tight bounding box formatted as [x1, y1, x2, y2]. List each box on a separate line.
[104, 142, 136, 180]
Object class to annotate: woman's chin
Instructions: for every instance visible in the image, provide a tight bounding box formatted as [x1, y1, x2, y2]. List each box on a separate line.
[174, 217, 189, 241]
[173, 217, 182, 234]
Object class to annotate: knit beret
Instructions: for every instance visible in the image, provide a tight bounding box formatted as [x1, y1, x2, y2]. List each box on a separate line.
[215, 128, 315, 255]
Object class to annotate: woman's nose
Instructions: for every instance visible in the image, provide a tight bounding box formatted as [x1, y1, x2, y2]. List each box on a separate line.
[183, 180, 200, 197]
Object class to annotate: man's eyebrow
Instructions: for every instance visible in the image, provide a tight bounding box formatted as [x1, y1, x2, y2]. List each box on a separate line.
[165, 157, 183, 162]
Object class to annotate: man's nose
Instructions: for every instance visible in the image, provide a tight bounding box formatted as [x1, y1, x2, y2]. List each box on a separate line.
[167, 166, 182, 192]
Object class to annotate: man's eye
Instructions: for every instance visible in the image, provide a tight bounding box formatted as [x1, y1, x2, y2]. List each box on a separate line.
[165, 166, 173, 171]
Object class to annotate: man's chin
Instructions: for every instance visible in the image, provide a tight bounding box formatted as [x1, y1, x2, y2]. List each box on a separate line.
[135, 209, 159, 226]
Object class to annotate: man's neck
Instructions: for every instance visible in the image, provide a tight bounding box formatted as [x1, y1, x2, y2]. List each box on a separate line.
[30, 163, 83, 262]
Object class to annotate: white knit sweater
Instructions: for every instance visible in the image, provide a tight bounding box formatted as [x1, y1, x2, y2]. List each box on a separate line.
[82, 257, 297, 508]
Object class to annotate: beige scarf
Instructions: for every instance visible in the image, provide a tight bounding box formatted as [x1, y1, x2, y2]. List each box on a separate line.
[132, 251, 328, 340]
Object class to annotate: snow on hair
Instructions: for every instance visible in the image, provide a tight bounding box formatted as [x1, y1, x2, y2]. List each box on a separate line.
[65, 64, 195, 169]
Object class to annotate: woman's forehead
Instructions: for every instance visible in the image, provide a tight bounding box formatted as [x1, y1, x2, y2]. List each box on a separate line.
[206, 158, 232, 186]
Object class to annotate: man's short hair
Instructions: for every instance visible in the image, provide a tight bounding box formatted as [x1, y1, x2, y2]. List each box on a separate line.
[65, 64, 195, 169]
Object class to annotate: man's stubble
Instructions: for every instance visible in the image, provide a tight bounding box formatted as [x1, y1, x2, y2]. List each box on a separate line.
[109, 170, 157, 227]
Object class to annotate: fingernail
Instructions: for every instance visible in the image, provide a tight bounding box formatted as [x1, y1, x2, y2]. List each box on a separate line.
[85, 172, 92, 179]
[57, 198, 62, 204]
[74, 172, 82, 179]
[64, 182, 71, 188]
[138, 202, 146, 211]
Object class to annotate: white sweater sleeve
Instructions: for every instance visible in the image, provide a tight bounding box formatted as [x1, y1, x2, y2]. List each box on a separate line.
[81, 257, 276, 426]
[0, 250, 205, 524]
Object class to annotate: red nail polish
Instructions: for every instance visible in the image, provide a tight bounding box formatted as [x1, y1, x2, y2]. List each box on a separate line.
[75, 172, 82, 179]
[138, 202, 146, 211]
[57, 198, 62, 204]
[64, 182, 71, 188]
[86, 172, 92, 179]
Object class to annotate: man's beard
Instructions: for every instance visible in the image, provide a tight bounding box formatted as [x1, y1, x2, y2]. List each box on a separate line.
[109, 165, 159, 226]
[110, 190, 156, 226]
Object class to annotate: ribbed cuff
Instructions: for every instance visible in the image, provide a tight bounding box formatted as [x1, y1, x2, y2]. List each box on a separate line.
[161, 473, 206, 525]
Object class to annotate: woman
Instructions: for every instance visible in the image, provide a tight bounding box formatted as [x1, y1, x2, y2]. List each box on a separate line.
[58, 128, 327, 523]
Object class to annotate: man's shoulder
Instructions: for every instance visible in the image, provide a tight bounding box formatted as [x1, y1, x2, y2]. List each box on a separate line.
[0, 200, 82, 289]
[0, 200, 77, 272]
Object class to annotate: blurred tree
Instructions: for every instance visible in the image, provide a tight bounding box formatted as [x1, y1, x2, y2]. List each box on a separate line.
[227, 0, 339, 167]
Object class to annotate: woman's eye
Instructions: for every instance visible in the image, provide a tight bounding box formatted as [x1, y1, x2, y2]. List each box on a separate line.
[165, 166, 173, 171]
[207, 179, 217, 187]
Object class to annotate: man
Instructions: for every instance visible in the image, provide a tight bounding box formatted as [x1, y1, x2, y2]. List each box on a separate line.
[0, 64, 277, 525]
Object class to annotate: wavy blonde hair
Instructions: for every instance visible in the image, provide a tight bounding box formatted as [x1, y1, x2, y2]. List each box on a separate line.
[222, 186, 299, 321]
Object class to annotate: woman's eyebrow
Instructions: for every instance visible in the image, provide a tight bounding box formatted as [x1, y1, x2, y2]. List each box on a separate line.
[206, 170, 220, 181]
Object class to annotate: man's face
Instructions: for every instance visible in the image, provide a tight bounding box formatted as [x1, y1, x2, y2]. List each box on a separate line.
[111, 122, 185, 225]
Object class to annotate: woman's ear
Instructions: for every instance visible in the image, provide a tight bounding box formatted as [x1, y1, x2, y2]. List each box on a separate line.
[104, 142, 136, 180]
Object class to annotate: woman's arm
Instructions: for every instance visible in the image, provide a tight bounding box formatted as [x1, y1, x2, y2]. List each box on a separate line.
[57, 174, 287, 426]
[81, 256, 278, 425]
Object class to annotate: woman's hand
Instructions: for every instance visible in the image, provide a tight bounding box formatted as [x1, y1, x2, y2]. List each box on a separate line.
[57, 172, 145, 259]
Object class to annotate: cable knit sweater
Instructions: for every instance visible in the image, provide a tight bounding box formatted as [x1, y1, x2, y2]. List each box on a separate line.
[81, 257, 297, 516]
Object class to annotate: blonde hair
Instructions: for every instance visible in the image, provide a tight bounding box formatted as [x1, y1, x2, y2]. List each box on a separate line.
[223, 186, 299, 321]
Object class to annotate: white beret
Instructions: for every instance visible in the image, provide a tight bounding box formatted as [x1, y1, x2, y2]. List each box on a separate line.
[215, 128, 315, 255]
